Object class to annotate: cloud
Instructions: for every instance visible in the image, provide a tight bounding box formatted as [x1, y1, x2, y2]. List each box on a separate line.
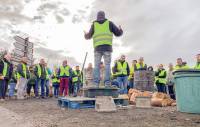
[34, 47, 80, 67]
[90, 0, 200, 66]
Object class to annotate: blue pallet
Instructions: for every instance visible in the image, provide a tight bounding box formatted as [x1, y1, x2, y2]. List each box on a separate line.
[58, 98, 95, 109]
[58, 97, 128, 109]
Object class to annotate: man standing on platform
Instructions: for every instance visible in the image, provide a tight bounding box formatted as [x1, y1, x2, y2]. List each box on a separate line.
[84, 11, 123, 87]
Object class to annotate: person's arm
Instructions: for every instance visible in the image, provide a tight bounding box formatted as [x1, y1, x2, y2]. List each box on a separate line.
[27, 67, 30, 79]
[127, 62, 130, 76]
[109, 21, 123, 36]
[34, 66, 39, 78]
[8, 63, 13, 79]
[113, 62, 118, 74]
[0, 60, 4, 75]
[155, 70, 160, 76]
[84, 23, 94, 40]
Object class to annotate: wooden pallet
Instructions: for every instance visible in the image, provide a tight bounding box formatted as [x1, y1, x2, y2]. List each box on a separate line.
[58, 96, 129, 109]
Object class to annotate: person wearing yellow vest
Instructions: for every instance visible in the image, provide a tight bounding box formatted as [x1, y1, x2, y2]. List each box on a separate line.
[34, 59, 47, 98]
[166, 63, 176, 100]
[52, 67, 60, 98]
[16, 57, 30, 99]
[44, 62, 51, 98]
[9, 67, 18, 99]
[113, 55, 130, 94]
[174, 58, 190, 70]
[128, 60, 137, 91]
[72, 66, 82, 97]
[155, 64, 167, 93]
[194, 54, 200, 69]
[26, 66, 37, 98]
[58, 60, 72, 97]
[0, 52, 12, 101]
[84, 11, 123, 87]
[134, 57, 147, 71]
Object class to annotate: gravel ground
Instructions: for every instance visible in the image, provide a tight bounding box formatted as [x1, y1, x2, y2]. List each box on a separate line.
[0, 98, 200, 127]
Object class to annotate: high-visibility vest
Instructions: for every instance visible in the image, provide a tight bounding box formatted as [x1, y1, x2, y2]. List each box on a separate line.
[128, 66, 135, 80]
[45, 68, 49, 80]
[116, 61, 128, 76]
[59, 66, 70, 77]
[174, 65, 190, 70]
[93, 20, 113, 48]
[135, 63, 145, 70]
[36, 64, 42, 78]
[17, 63, 27, 79]
[194, 63, 200, 69]
[72, 70, 82, 83]
[155, 70, 167, 85]
[52, 72, 60, 83]
[2, 60, 8, 77]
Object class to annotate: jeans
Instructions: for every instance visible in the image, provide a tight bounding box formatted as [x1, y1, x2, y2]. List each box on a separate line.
[73, 82, 81, 96]
[0, 80, 5, 99]
[94, 51, 111, 86]
[9, 82, 16, 97]
[127, 80, 134, 92]
[117, 76, 128, 94]
[40, 78, 46, 97]
[156, 83, 166, 93]
[45, 80, 50, 97]
[53, 83, 59, 97]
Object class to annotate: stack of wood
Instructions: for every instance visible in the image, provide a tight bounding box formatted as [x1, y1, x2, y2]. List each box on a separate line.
[128, 89, 152, 105]
[151, 92, 176, 107]
[128, 89, 176, 107]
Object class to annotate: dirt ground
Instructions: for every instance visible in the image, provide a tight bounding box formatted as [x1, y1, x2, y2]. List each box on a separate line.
[0, 98, 200, 127]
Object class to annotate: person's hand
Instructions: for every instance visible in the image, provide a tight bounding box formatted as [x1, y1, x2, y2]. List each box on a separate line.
[0, 75, 4, 80]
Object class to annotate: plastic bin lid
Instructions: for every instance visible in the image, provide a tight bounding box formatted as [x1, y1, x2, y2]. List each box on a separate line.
[173, 69, 200, 75]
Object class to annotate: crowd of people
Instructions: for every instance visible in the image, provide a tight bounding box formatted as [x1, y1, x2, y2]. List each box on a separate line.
[0, 52, 83, 101]
[0, 50, 200, 102]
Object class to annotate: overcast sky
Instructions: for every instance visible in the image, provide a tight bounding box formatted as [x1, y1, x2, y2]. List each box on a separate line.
[0, 0, 199, 68]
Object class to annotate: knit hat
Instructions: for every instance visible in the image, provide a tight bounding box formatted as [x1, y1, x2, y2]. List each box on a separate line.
[97, 11, 105, 21]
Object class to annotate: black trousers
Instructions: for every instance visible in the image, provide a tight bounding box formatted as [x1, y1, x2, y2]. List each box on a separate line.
[27, 84, 36, 95]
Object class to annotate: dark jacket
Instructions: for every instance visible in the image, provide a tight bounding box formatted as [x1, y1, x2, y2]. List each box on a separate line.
[0, 58, 13, 80]
[9, 71, 17, 83]
[34, 64, 46, 79]
[27, 71, 37, 85]
[85, 19, 123, 52]
[17, 63, 30, 79]
[113, 60, 130, 77]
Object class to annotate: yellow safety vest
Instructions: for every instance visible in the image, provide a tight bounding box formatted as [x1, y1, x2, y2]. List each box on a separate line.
[174, 65, 190, 70]
[2, 60, 8, 77]
[155, 70, 167, 85]
[72, 70, 82, 83]
[37, 64, 42, 78]
[128, 66, 135, 80]
[59, 66, 70, 77]
[93, 20, 113, 48]
[194, 63, 200, 70]
[52, 72, 60, 83]
[116, 61, 128, 76]
[135, 63, 146, 70]
[17, 63, 27, 79]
